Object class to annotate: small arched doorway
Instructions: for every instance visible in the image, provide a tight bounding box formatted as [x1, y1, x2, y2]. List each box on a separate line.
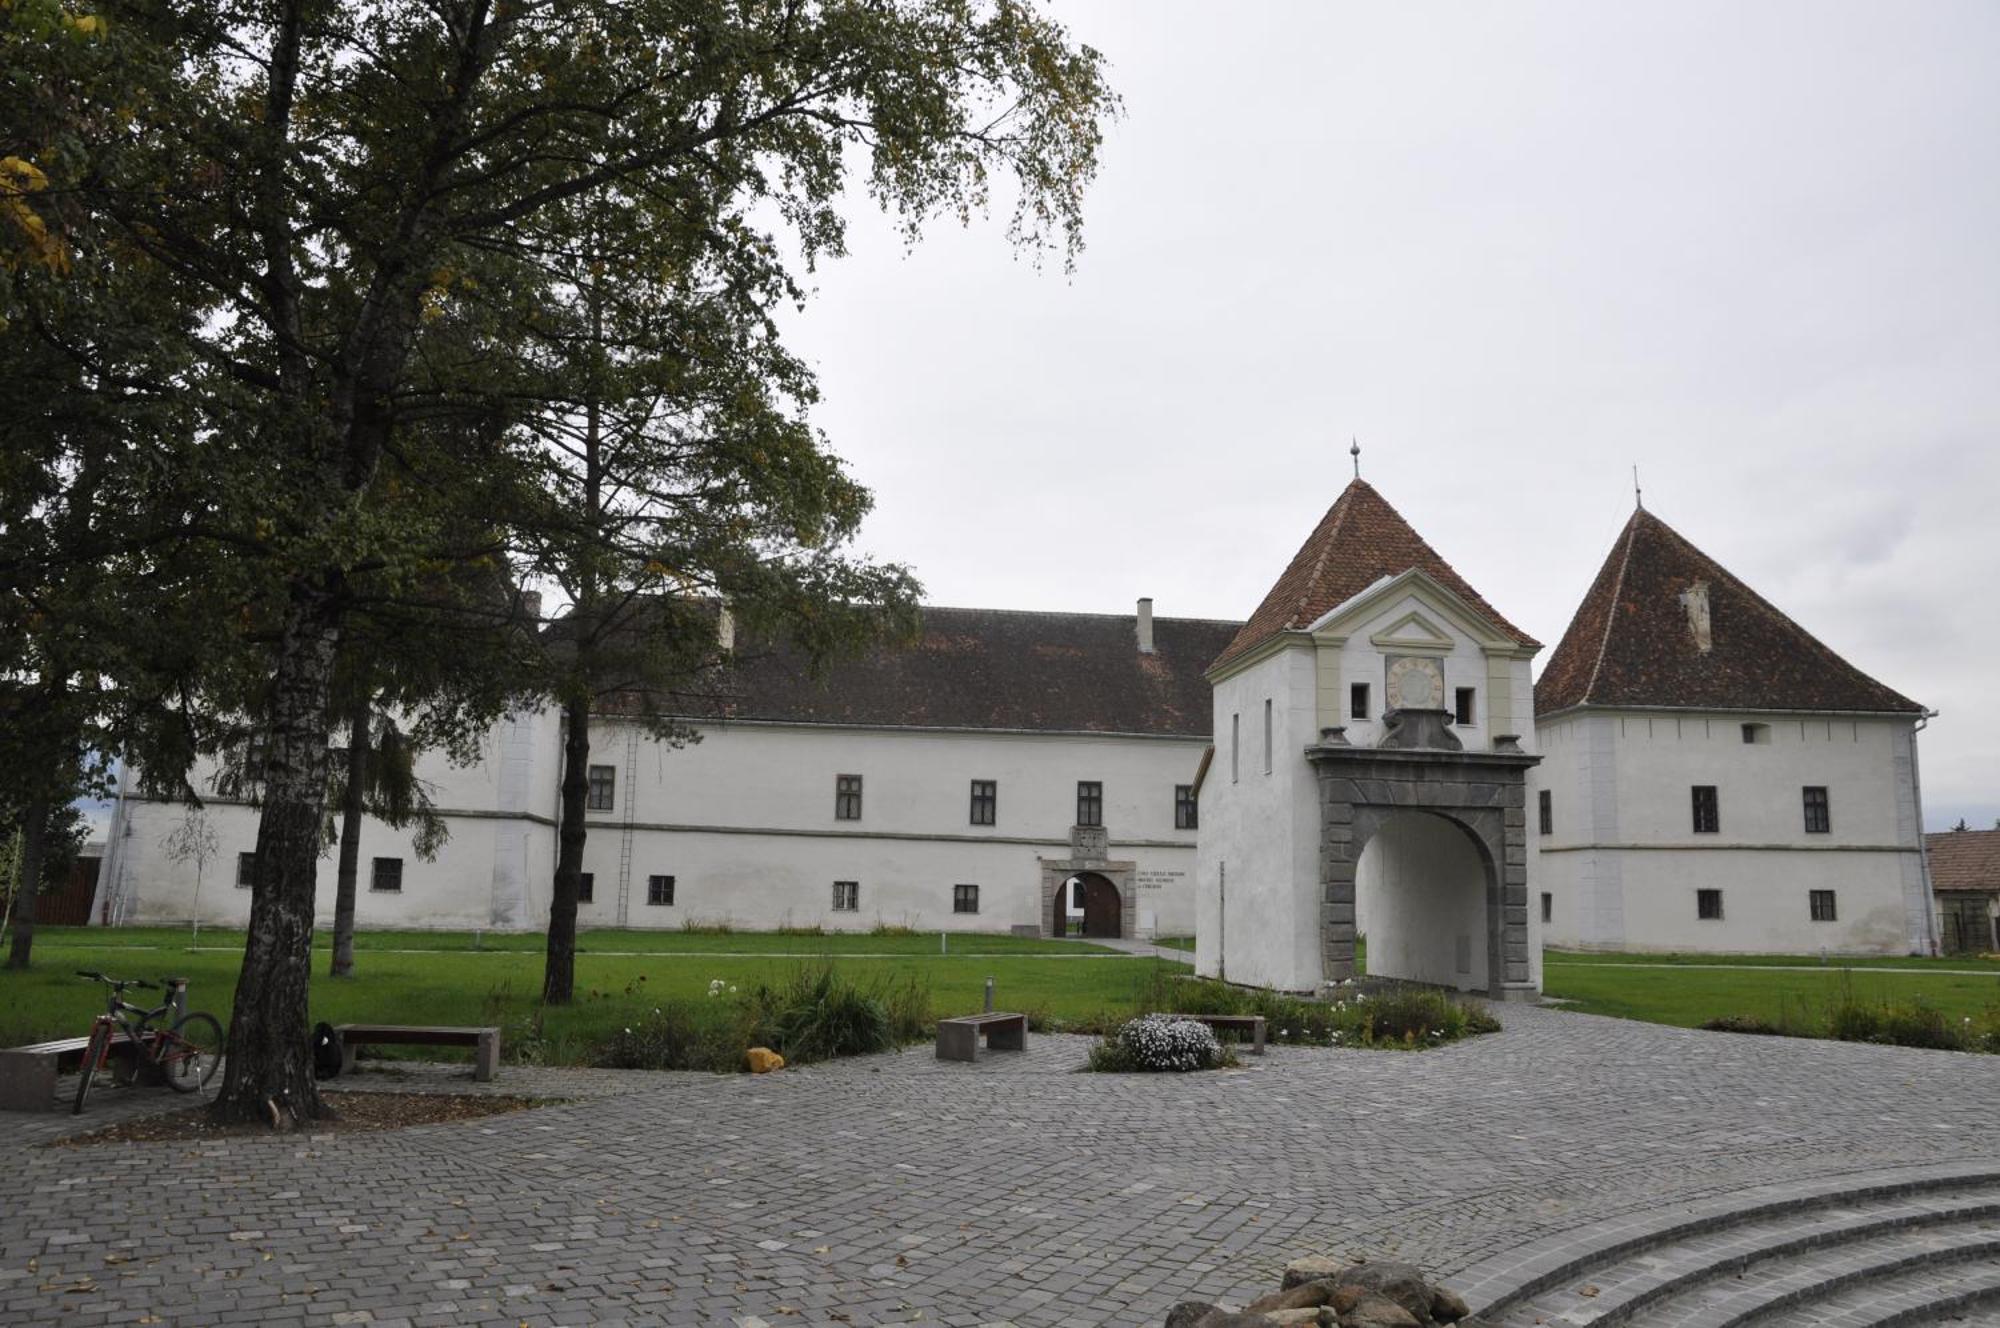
[1058, 872, 1124, 939]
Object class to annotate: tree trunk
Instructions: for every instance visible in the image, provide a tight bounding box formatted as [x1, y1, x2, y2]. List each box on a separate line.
[330, 697, 368, 978]
[3, 796, 50, 970]
[542, 694, 591, 1005]
[211, 588, 340, 1123]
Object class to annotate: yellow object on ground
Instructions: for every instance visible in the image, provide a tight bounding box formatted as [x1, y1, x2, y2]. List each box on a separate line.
[745, 1047, 785, 1074]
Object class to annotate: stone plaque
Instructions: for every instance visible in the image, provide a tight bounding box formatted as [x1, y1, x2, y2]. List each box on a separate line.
[1069, 825, 1109, 861]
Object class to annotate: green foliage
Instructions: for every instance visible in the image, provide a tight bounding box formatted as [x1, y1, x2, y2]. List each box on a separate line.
[679, 918, 736, 935]
[1703, 975, 2000, 1053]
[1073, 970, 1500, 1050]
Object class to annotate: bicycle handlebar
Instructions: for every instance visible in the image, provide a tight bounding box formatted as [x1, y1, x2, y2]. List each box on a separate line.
[77, 971, 156, 990]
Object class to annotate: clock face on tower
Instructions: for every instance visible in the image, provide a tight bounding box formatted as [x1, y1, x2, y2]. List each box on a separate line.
[1385, 655, 1444, 710]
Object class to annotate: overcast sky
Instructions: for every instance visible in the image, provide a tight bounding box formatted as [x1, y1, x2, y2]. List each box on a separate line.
[777, 1, 1998, 832]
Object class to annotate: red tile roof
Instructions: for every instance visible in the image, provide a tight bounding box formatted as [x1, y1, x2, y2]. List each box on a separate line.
[1210, 479, 1538, 673]
[1535, 508, 1921, 716]
[1926, 829, 2000, 892]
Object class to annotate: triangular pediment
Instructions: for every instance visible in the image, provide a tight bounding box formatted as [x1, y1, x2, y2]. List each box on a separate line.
[1367, 608, 1457, 654]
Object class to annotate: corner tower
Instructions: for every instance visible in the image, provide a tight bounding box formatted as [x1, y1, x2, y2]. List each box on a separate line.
[1196, 478, 1543, 996]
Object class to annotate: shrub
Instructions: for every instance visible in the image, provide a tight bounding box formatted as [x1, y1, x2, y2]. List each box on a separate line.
[1109, 970, 1499, 1050]
[679, 917, 735, 934]
[1826, 996, 1884, 1044]
[1877, 999, 1959, 1050]
[597, 1002, 748, 1073]
[868, 921, 918, 937]
[1093, 1016, 1222, 1072]
[1700, 1015, 1785, 1036]
[744, 961, 935, 1064]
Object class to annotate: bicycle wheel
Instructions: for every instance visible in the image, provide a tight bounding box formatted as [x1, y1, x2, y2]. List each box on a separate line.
[71, 1024, 109, 1115]
[161, 1012, 224, 1093]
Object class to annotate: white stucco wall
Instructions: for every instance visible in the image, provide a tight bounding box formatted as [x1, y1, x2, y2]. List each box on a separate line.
[1195, 645, 1321, 989]
[101, 712, 1208, 936]
[1534, 709, 1930, 954]
[1357, 812, 1490, 992]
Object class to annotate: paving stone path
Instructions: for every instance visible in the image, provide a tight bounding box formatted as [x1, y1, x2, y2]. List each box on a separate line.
[5, 1003, 2000, 1327]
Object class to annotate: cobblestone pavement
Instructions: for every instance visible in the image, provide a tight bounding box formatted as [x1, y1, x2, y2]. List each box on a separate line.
[6, 1003, 2000, 1327]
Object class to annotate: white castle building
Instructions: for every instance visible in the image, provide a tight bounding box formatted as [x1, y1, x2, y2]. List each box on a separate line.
[93, 479, 1939, 983]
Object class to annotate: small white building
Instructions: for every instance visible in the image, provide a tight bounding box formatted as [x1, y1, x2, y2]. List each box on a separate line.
[96, 605, 1233, 938]
[1195, 478, 1545, 997]
[1533, 506, 1936, 955]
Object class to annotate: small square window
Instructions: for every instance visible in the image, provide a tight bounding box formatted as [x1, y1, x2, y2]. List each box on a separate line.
[1350, 683, 1370, 721]
[647, 874, 674, 907]
[1540, 892, 1553, 924]
[1742, 723, 1771, 745]
[1697, 888, 1723, 920]
[1538, 789, 1553, 836]
[576, 872, 594, 903]
[835, 774, 862, 820]
[1454, 687, 1476, 726]
[1692, 785, 1719, 834]
[953, 883, 979, 914]
[969, 780, 996, 827]
[1810, 889, 1837, 922]
[1076, 781, 1103, 828]
[1803, 786, 1830, 834]
[832, 880, 859, 912]
[370, 857, 403, 893]
[586, 764, 616, 811]
[235, 851, 256, 889]
[1175, 784, 1198, 830]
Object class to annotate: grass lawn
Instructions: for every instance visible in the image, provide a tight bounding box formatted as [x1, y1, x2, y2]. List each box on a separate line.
[1152, 936, 1194, 952]
[1544, 951, 2000, 1030]
[1548, 947, 2000, 974]
[0, 926, 1185, 1063]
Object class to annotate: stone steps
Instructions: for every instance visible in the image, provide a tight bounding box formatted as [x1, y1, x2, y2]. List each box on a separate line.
[1466, 1169, 2000, 1328]
[1749, 1251, 2000, 1326]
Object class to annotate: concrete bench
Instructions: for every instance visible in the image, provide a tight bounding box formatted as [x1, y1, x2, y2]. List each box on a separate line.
[1152, 1012, 1266, 1054]
[0, 1031, 154, 1112]
[335, 1024, 500, 1082]
[936, 1012, 1027, 1062]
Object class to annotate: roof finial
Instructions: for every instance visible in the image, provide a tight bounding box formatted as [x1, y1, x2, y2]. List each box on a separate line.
[1633, 464, 1643, 510]
[1351, 437, 1362, 480]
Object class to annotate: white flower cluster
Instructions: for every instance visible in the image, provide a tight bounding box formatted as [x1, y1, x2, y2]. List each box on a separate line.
[1117, 1016, 1222, 1072]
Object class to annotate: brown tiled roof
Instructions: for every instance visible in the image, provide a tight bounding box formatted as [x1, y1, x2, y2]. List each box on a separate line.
[1535, 508, 1922, 716]
[612, 605, 1240, 737]
[1926, 829, 2000, 892]
[1211, 479, 1538, 673]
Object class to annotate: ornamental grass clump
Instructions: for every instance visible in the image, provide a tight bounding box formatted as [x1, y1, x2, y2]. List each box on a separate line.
[1091, 1016, 1223, 1072]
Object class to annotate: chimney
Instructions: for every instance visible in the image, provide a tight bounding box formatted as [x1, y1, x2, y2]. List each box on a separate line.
[1136, 597, 1155, 655]
[717, 602, 735, 653]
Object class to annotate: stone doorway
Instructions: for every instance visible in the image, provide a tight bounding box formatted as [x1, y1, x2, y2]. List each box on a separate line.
[1066, 872, 1123, 938]
[1308, 709, 1539, 1000]
[1041, 852, 1135, 940]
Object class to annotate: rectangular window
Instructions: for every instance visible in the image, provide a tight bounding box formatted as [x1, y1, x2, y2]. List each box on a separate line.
[1350, 682, 1370, 721]
[1742, 723, 1771, 744]
[1540, 892, 1553, 924]
[1175, 784, 1199, 830]
[1691, 785, 1719, 834]
[370, 856, 403, 893]
[831, 880, 859, 912]
[969, 779, 997, 826]
[586, 763, 616, 811]
[1454, 687, 1476, 726]
[953, 883, 979, 914]
[1538, 789, 1553, 836]
[576, 871, 594, 903]
[835, 774, 862, 820]
[1803, 786, 1830, 834]
[235, 851, 256, 889]
[1076, 781, 1103, 828]
[1697, 888, 1723, 920]
[646, 874, 674, 906]
[1231, 713, 1240, 783]
[1262, 698, 1273, 774]
[1809, 889, 1837, 922]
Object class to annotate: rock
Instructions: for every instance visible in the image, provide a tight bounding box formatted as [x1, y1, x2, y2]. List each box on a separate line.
[1334, 1261, 1433, 1323]
[1197, 1315, 1282, 1328]
[1430, 1285, 1471, 1322]
[1338, 1291, 1421, 1328]
[1283, 1256, 1347, 1290]
[1165, 1303, 1222, 1328]
[1328, 1285, 1368, 1315]
[744, 1047, 785, 1073]
[1263, 1311, 1324, 1326]
[1246, 1279, 1339, 1314]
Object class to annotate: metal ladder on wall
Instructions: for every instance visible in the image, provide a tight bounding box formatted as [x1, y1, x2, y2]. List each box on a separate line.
[613, 725, 639, 927]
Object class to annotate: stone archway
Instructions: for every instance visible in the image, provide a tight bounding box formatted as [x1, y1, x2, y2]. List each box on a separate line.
[1041, 855, 1136, 940]
[1065, 872, 1123, 938]
[1356, 810, 1495, 992]
[1308, 710, 1539, 1000]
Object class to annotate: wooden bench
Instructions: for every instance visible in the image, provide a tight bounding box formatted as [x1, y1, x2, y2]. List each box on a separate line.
[936, 1012, 1028, 1062]
[0, 1031, 155, 1112]
[1151, 1012, 1266, 1054]
[335, 1024, 500, 1082]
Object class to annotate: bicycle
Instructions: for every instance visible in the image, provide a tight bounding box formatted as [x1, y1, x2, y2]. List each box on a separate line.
[71, 971, 225, 1115]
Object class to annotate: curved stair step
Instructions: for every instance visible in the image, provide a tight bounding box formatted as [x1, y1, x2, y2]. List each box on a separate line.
[1488, 1189, 2000, 1327]
[1747, 1254, 2000, 1327]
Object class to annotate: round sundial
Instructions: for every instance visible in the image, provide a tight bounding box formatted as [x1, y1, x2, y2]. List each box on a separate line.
[1385, 655, 1444, 710]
